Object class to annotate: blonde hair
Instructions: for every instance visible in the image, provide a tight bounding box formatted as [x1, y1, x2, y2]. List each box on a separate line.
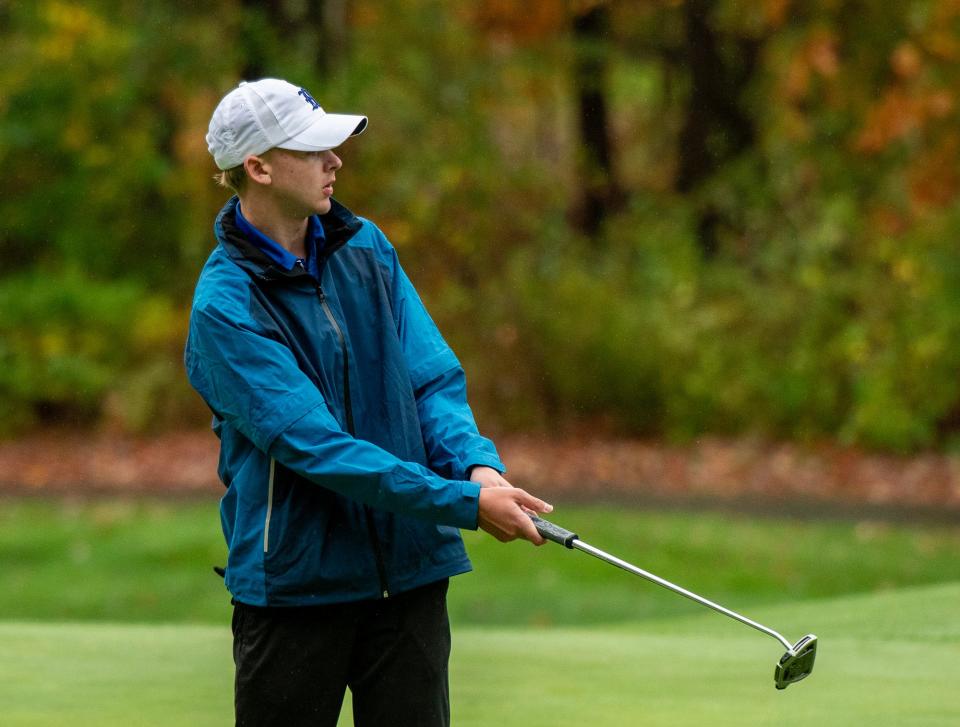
[214, 165, 248, 194]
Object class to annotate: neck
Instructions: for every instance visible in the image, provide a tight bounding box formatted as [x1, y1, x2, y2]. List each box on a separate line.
[238, 195, 309, 259]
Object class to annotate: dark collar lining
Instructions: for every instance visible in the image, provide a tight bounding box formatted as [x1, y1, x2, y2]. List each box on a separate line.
[214, 196, 363, 282]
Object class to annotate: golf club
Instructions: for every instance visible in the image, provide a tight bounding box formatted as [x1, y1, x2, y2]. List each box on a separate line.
[530, 515, 817, 690]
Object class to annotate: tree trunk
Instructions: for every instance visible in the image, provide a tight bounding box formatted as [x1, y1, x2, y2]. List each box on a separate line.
[239, 0, 273, 80]
[675, 0, 759, 257]
[317, 0, 350, 72]
[570, 4, 622, 238]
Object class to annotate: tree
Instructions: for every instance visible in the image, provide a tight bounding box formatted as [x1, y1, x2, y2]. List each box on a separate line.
[570, 2, 624, 236]
[672, 0, 761, 257]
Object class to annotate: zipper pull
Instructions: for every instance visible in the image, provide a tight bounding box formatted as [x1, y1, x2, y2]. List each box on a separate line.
[317, 286, 326, 303]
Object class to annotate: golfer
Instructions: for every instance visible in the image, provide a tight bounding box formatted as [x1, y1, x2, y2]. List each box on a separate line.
[185, 78, 552, 726]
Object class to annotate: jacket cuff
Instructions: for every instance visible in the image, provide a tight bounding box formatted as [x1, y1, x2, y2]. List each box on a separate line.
[456, 480, 482, 530]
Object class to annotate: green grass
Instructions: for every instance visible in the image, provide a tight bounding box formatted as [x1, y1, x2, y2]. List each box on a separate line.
[3, 496, 957, 724]
[458, 505, 960, 624]
[0, 498, 230, 623]
[1, 582, 957, 726]
[2, 496, 959, 625]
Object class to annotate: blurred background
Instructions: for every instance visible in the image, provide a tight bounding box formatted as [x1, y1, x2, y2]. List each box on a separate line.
[6, 0, 960, 452]
[3, 2, 960, 724]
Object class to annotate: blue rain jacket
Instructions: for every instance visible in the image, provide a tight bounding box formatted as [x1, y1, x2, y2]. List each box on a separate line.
[185, 197, 505, 606]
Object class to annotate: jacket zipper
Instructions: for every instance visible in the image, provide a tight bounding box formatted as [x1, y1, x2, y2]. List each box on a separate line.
[317, 284, 391, 599]
[263, 458, 276, 553]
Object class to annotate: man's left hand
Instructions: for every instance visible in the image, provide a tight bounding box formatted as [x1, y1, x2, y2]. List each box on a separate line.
[469, 466, 512, 488]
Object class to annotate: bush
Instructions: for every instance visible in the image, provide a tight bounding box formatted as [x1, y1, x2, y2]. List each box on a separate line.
[469, 190, 960, 452]
[0, 271, 204, 436]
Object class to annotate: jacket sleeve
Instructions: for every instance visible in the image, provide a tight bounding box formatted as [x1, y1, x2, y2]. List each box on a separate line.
[185, 304, 481, 529]
[375, 231, 505, 481]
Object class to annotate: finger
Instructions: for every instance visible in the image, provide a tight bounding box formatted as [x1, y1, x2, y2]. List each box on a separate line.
[507, 492, 547, 544]
[517, 511, 546, 545]
[514, 489, 553, 515]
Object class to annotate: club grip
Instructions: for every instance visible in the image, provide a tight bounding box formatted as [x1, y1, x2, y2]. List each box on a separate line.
[529, 515, 579, 548]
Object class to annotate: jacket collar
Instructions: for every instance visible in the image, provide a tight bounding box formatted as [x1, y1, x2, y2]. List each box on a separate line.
[214, 196, 363, 282]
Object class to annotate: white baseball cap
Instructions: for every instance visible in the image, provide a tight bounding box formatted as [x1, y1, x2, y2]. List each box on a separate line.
[206, 78, 368, 170]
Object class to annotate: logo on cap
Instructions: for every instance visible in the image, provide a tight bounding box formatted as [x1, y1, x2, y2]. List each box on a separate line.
[298, 88, 321, 111]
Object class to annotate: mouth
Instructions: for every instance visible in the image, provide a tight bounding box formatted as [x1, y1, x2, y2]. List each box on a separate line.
[322, 178, 335, 196]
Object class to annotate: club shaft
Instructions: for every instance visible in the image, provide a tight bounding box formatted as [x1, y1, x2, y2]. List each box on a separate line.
[571, 539, 793, 651]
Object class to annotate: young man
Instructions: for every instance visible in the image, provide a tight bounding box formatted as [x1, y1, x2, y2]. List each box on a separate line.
[186, 78, 552, 726]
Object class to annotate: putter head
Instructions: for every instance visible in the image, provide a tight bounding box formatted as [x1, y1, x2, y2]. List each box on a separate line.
[774, 634, 817, 690]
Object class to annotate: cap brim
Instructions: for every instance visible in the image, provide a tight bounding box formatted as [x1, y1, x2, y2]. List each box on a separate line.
[277, 114, 367, 152]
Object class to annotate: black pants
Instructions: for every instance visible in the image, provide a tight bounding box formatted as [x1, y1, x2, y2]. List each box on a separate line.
[232, 579, 451, 727]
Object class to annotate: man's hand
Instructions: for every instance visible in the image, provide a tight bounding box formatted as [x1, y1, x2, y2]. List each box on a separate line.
[469, 465, 513, 489]
[477, 487, 553, 545]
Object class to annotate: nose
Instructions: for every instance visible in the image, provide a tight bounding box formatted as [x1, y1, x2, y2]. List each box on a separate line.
[325, 151, 342, 171]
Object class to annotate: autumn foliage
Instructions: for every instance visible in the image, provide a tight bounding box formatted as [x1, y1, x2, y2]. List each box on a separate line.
[4, 0, 960, 452]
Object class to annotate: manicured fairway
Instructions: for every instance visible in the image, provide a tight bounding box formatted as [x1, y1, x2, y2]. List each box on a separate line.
[3, 497, 959, 626]
[1, 582, 956, 726]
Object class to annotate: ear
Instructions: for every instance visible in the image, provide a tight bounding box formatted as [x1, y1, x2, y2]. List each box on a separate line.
[243, 154, 271, 186]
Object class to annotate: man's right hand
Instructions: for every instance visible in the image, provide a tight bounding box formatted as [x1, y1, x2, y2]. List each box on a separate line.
[477, 487, 553, 545]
